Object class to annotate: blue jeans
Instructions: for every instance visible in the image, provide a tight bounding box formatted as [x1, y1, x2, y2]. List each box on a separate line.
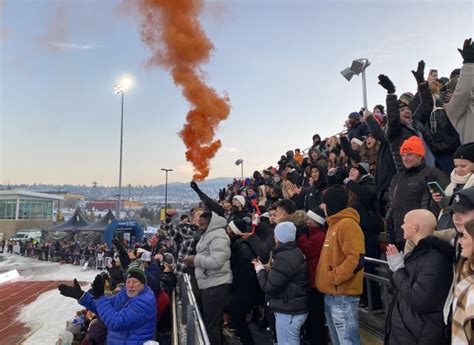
[274, 312, 308, 345]
[324, 295, 360, 345]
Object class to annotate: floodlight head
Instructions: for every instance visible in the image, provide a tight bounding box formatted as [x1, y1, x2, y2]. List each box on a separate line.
[350, 60, 365, 75]
[235, 159, 243, 166]
[341, 67, 355, 81]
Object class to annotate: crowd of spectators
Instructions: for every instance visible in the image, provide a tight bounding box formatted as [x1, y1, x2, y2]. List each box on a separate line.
[40, 37, 474, 344]
[173, 38, 474, 345]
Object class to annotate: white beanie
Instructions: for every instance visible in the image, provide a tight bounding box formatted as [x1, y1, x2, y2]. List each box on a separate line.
[274, 222, 296, 243]
[351, 138, 363, 146]
[306, 210, 326, 225]
[233, 195, 246, 207]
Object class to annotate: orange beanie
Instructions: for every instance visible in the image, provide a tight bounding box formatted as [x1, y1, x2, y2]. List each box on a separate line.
[400, 136, 425, 157]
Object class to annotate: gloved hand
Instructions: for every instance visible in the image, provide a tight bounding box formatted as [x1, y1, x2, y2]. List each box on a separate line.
[58, 279, 84, 300]
[378, 74, 396, 94]
[411, 60, 425, 84]
[91, 275, 105, 299]
[458, 38, 474, 63]
[387, 252, 405, 272]
[190, 181, 201, 193]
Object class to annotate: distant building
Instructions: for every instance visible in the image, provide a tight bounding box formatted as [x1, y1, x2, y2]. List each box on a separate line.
[85, 200, 144, 212]
[0, 190, 63, 239]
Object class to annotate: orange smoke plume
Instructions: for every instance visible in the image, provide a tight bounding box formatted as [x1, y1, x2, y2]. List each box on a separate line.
[135, 0, 231, 181]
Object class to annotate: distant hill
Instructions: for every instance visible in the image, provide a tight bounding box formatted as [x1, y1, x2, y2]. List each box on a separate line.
[0, 177, 234, 204]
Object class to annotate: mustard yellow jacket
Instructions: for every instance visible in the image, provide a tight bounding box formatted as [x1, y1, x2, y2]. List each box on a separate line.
[316, 207, 365, 296]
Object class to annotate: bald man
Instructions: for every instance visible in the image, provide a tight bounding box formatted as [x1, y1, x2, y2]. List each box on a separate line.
[384, 209, 454, 345]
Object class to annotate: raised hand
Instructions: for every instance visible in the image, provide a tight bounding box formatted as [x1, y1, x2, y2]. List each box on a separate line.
[58, 279, 84, 300]
[190, 181, 200, 192]
[378, 74, 396, 94]
[411, 60, 425, 84]
[92, 275, 105, 299]
[458, 38, 474, 63]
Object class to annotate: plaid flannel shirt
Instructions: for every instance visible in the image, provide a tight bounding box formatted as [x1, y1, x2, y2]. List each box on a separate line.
[171, 222, 200, 275]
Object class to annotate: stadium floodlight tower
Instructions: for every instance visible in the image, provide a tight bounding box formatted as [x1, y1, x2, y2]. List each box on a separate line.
[113, 76, 133, 219]
[235, 159, 244, 181]
[340, 58, 371, 110]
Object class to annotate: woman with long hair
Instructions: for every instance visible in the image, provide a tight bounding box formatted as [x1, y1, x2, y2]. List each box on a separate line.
[452, 219, 474, 344]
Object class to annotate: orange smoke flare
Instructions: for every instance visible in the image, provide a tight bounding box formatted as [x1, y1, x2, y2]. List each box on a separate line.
[135, 0, 231, 181]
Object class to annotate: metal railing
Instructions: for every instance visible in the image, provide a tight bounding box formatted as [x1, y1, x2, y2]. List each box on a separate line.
[363, 256, 391, 316]
[176, 273, 210, 345]
[171, 289, 179, 345]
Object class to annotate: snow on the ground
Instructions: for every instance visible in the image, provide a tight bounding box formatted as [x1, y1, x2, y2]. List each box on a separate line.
[0, 253, 99, 282]
[0, 253, 101, 345]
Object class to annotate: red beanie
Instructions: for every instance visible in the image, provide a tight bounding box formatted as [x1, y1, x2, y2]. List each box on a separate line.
[400, 136, 425, 157]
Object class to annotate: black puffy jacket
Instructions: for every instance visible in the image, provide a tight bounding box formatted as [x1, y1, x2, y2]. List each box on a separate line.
[257, 241, 309, 314]
[387, 163, 448, 244]
[385, 236, 454, 345]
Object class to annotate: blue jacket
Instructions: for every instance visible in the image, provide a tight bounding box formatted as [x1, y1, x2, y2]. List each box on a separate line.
[79, 285, 157, 345]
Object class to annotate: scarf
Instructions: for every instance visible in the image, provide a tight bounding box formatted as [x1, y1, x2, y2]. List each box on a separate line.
[452, 260, 474, 345]
[445, 171, 474, 197]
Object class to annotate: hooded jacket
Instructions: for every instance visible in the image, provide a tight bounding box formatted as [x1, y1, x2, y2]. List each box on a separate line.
[194, 212, 233, 290]
[257, 241, 309, 314]
[316, 208, 365, 296]
[79, 285, 157, 345]
[365, 115, 397, 201]
[385, 236, 454, 345]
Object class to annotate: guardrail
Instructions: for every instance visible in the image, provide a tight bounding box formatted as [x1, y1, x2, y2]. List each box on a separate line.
[175, 273, 210, 345]
[364, 256, 391, 316]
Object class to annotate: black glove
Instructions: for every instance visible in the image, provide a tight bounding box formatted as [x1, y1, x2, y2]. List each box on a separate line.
[411, 60, 425, 84]
[458, 38, 474, 63]
[91, 275, 105, 299]
[58, 279, 84, 300]
[378, 74, 396, 94]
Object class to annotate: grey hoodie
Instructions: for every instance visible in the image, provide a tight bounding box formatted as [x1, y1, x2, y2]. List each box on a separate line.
[194, 212, 233, 289]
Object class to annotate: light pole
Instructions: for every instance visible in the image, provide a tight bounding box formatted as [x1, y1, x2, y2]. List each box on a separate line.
[235, 159, 244, 181]
[57, 187, 62, 223]
[340, 58, 371, 110]
[113, 77, 133, 219]
[161, 168, 173, 220]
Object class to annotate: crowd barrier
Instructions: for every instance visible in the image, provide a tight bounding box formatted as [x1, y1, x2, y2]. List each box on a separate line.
[175, 274, 210, 345]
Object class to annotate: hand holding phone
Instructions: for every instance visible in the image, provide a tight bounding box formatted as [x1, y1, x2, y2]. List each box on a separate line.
[427, 181, 445, 196]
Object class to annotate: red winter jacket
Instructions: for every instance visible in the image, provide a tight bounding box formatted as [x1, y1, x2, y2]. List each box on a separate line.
[297, 226, 326, 289]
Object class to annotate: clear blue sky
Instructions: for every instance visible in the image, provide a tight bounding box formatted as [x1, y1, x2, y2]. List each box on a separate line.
[1, 0, 472, 186]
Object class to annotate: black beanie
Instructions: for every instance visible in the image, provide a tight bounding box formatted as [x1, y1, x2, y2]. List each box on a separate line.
[454, 143, 474, 163]
[229, 219, 248, 235]
[322, 185, 348, 216]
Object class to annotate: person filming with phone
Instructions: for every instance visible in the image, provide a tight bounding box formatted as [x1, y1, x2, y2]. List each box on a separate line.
[431, 143, 474, 230]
